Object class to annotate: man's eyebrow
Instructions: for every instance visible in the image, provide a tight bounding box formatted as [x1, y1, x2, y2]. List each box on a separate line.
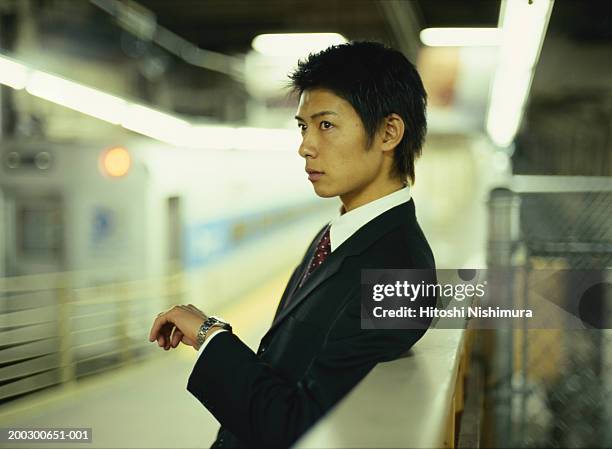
[294, 111, 339, 121]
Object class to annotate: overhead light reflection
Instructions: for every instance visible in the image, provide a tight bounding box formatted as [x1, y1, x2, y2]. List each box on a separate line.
[420, 28, 501, 47]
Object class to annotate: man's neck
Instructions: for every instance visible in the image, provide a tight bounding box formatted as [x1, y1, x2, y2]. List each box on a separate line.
[340, 179, 406, 214]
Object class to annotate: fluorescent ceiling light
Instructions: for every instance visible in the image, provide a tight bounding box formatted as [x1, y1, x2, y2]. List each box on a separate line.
[121, 104, 192, 146]
[0, 52, 299, 152]
[252, 33, 347, 57]
[26, 71, 128, 125]
[498, 0, 552, 70]
[486, 70, 532, 147]
[486, 0, 554, 147]
[420, 28, 501, 47]
[0, 54, 30, 89]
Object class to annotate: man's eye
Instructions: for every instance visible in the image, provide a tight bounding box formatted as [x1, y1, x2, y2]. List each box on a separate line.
[297, 123, 307, 132]
[320, 121, 333, 130]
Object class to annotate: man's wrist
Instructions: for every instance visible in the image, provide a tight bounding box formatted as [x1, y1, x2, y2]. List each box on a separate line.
[195, 316, 232, 350]
[195, 323, 225, 351]
[206, 324, 225, 339]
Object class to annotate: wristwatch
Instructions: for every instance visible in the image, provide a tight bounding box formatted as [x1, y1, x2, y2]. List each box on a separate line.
[196, 316, 232, 348]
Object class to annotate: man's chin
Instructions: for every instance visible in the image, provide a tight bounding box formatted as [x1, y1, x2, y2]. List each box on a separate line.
[312, 184, 337, 198]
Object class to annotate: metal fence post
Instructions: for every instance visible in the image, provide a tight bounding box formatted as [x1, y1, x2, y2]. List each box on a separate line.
[487, 188, 521, 448]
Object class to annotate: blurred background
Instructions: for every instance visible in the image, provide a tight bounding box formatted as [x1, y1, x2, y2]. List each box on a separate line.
[0, 0, 610, 448]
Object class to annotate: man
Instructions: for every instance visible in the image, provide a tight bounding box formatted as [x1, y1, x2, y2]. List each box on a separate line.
[149, 41, 435, 448]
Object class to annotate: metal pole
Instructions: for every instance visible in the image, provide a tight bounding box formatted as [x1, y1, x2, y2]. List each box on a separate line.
[487, 188, 521, 448]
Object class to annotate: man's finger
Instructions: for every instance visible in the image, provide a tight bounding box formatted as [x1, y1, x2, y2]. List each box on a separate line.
[171, 328, 184, 348]
[160, 323, 175, 349]
[149, 312, 173, 342]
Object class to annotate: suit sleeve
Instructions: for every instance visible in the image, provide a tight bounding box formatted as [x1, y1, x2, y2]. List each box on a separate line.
[186, 290, 428, 447]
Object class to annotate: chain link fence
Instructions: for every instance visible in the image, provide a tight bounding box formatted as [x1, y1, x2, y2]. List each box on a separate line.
[485, 184, 612, 448]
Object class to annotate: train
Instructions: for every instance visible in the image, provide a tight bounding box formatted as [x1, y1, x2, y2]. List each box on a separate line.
[0, 135, 336, 383]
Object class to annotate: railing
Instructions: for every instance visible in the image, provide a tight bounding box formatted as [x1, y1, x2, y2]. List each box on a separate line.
[295, 326, 481, 448]
[0, 269, 185, 403]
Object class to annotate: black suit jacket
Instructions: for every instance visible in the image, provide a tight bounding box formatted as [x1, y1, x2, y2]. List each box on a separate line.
[187, 199, 436, 448]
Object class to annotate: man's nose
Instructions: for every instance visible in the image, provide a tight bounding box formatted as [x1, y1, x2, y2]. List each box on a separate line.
[298, 133, 317, 158]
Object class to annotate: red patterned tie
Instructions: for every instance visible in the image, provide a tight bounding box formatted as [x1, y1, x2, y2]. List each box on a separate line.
[299, 225, 331, 288]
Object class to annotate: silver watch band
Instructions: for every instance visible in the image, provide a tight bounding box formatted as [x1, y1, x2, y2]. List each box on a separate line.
[196, 316, 232, 347]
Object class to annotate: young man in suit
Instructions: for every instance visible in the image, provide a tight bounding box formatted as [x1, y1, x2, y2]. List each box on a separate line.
[149, 41, 435, 448]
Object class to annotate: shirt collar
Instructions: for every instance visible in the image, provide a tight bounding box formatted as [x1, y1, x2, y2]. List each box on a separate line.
[329, 185, 412, 252]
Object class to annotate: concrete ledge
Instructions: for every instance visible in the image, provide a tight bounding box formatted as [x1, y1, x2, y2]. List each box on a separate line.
[295, 328, 465, 448]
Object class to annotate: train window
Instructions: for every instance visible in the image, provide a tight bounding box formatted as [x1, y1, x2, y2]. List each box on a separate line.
[17, 205, 62, 258]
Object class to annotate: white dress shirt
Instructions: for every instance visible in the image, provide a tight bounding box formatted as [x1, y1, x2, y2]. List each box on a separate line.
[329, 185, 412, 252]
[193, 185, 412, 362]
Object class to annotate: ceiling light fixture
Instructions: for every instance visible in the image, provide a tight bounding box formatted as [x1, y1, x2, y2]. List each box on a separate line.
[0, 54, 30, 89]
[26, 71, 128, 125]
[420, 28, 501, 47]
[486, 0, 554, 147]
[0, 52, 296, 151]
[251, 33, 347, 57]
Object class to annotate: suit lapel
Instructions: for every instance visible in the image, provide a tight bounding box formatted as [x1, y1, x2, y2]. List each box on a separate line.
[270, 247, 345, 331]
[271, 225, 327, 319]
[263, 199, 416, 340]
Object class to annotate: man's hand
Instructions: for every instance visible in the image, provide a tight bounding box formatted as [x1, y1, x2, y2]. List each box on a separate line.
[149, 304, 208, 351]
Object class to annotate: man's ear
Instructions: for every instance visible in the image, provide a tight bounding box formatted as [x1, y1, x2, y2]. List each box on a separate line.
[380, 113, 405, 153]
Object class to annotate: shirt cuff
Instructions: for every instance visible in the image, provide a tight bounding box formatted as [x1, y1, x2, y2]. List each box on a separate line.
[193, 329, 228, 367]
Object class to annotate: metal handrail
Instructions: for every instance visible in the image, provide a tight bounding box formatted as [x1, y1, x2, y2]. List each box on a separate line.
[0, 268, 187, 402]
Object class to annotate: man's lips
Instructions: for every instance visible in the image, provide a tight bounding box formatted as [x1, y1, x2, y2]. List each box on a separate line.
[306, 168, 324, 181]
